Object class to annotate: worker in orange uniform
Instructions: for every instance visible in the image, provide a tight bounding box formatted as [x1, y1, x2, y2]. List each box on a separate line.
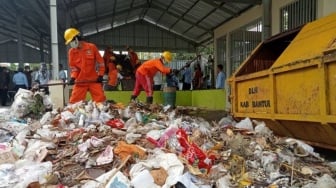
[64, 28, 106, 104]
[127, 46, 140, 74]
[131, 51, 173, 104]
[103, 46, 118, 91]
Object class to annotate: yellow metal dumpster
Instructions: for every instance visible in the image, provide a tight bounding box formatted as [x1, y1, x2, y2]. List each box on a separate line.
[229, 13, 336, 150]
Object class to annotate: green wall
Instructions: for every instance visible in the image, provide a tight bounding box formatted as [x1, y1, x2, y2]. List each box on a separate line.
[86, 89, 226, 110]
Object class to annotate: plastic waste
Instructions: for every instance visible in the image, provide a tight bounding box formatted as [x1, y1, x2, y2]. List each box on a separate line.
[96, 145, 114, 165]
[176, 128, 217, 173]
[10, 88, 33, 118]
[131, 169, 157, 188]
[78, 114, 85, 127]
[125, 133, 142, 144]
[177, 172, 212, 188]
[234, 117, 253, 131]
[135, 111, 143, 123]
[106, 118, 125, 129]
[148, 127, 178, 147]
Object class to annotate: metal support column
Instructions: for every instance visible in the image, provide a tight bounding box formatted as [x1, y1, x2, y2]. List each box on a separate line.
[50, 0, 59, 79]
[262, 0, 272, 41]
[16, 12, 24, 68]
[225, 34, 231, 110]
[40, 34, 45, 63]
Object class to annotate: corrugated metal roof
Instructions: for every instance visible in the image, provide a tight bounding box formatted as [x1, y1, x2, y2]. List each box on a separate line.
[0, 0, 260, 62]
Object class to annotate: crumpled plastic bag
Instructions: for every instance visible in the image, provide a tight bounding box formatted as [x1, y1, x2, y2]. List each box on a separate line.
[81, 170, 130, 188]
[131, 169, 158, 188]
[129, 149, 184, 188]
[10, 88, 34, 118]
[177, 172, 212, 188]
[234, 117, 253, 131]
[96, 145, 114, 165]
[286, 138, 322, 159]
[13, 161, 53, 188]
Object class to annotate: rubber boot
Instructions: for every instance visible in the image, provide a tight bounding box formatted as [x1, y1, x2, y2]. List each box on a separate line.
[130, 95, 137, 102]
[146, 96, 153, 104]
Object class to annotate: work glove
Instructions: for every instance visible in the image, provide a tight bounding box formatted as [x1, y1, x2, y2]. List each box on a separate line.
[69, 78, 75, 85]
[97, 76, 104, 83]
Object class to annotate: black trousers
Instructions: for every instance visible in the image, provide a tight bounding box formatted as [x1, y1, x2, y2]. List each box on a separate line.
[0, 89, 8, 105]
[182, 83, 191, 90]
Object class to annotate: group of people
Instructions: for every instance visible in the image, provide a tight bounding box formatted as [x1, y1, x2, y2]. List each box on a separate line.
[12, 64, 53, 95]
[178, 61, 225, 91]
[64, 27, 226, 106]
[101, 46, 140, 91]
[2, 27, 225, 108]
[1, 27, 226, 108]
[64, 27, 175, 106]
[0, 64, 58, 106]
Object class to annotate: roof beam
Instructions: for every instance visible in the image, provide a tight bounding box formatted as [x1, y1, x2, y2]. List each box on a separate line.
[169, 0, 200, 30]
[202, 0, 237, 16]
[182, 1, 225, 35]
[0, 20, 47, 46]
[94, 0, 99, 32]
[67, 0, 92, 9]
[214, 0, 261, 4]
[110, 0, 118, 27]
[76, 4, 147, 28]
[142, 19, 197, 45]
[154, 0, 175, 24]
[126, 0, 136, 22]
[140, 0, 153, 19]
[11, 1, 50, 36]
[151, 4, 209, 32]
[0, 4, 42, 36]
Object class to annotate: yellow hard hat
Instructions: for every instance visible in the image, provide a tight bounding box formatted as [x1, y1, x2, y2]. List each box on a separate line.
[162, 51, 172, 63]
[64, 28, 80, 45]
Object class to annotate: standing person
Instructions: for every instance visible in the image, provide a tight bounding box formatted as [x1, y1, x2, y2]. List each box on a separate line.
[127, 46, 140, 74]
[153, 72, 163, 91]
[64, 28, 106, 104]
[35, 63, 51, 95]
[193, 63, 203, 90]
[131, 51, 173, 104]
[31, 66, 39, 86]
[103, 46, 118, 91]
[24, 65, 32, 89]
[12, 67, 28, 92]
[181, 62, 192, 90]
[0, 67, 10, 106]
[215, 64, 225, 89]
[58, 63, 68, 83]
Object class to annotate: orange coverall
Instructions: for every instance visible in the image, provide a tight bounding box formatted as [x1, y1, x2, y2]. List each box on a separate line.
[132, 58, 171, 97]
[68, 41, 106, 103]
[103, 49, 118, 87]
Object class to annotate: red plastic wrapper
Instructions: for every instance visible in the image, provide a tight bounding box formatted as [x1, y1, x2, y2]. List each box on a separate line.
[176, 128, 217, 173]
[106, 119, 125, 129]
[146, 128, 178, 147]
[146, 136, 158, 146]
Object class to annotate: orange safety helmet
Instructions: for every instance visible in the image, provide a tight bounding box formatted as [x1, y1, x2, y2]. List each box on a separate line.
[162, 51, 172, 63]
[64, 28, 80, 45]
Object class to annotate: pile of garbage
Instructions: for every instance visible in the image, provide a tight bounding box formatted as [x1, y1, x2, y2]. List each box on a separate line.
[0, 88, 336, 188]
